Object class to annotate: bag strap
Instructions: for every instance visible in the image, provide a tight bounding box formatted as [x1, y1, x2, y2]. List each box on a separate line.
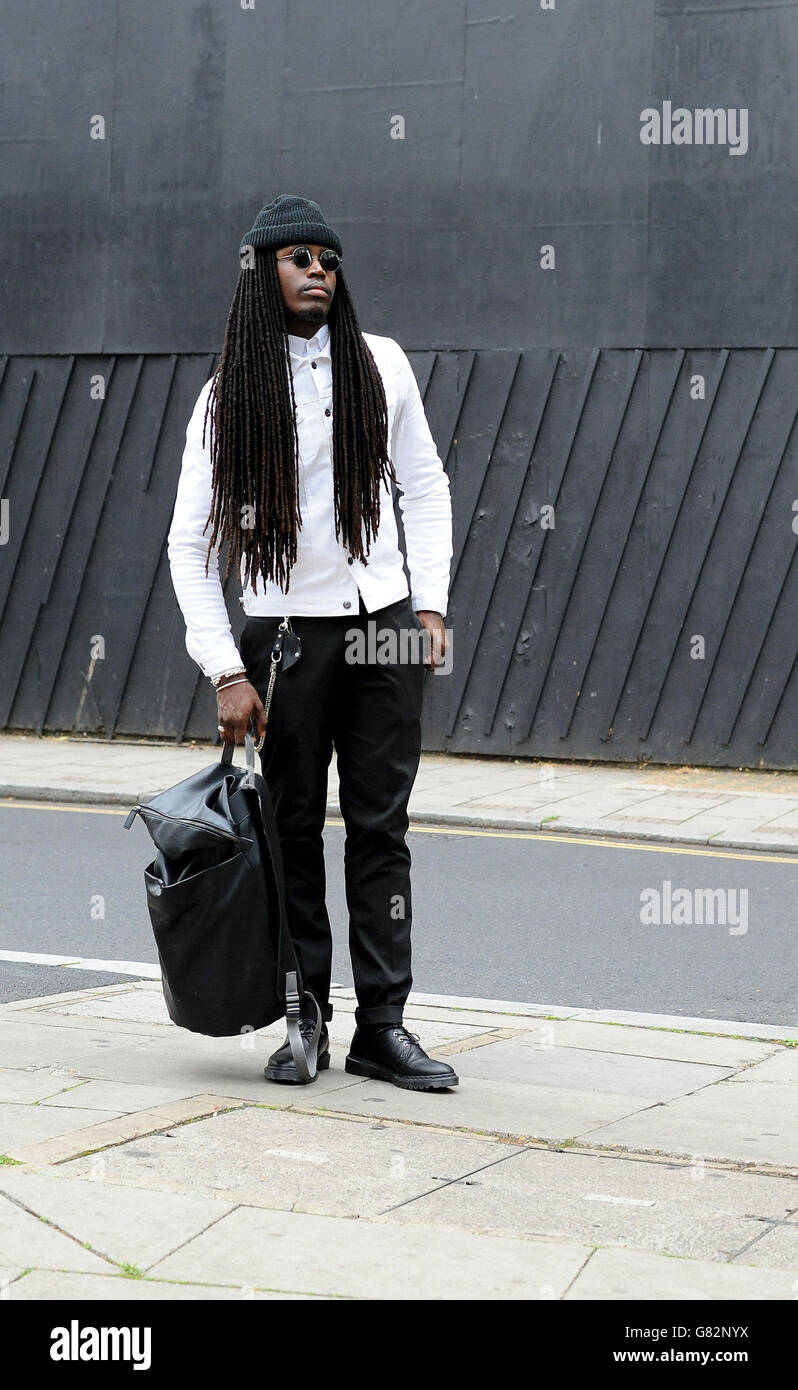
[221, 624, 320, 1079]
[284, 978, 322, 1083]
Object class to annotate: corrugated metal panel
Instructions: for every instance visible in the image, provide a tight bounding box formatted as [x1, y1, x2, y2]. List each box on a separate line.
[1, 349, 796, 767]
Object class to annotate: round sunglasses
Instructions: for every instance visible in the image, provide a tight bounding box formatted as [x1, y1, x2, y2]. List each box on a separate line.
[276, 246, 342, 273]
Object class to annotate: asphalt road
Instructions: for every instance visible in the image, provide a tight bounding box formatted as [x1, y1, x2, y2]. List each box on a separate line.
[1, 799, 797, 1025]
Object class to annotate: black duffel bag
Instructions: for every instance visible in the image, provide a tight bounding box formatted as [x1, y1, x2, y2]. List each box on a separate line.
[123, 730, 320, 1080]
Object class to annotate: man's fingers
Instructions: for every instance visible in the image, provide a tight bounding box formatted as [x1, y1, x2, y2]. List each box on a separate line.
[217, 681, 263, 744]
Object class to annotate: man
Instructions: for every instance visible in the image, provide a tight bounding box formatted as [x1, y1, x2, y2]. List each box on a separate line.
[168, 193, 457, 1091]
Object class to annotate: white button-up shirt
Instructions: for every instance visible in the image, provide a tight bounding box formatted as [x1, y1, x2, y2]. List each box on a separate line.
[167, 322, 453, 679]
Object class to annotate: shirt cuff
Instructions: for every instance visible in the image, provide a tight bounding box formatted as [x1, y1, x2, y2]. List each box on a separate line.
[410, 590, 448, 618]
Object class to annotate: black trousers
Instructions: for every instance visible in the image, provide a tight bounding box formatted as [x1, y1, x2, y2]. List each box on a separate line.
[239, 594, 427, 1029]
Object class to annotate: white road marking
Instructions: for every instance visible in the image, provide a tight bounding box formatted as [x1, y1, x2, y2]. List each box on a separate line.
[0, 950, 161, 978]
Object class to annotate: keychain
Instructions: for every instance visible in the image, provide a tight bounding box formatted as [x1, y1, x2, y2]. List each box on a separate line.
[254, 617, 302, 752]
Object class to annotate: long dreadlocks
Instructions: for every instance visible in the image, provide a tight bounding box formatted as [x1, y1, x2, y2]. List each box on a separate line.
[201, 249, 395, 593]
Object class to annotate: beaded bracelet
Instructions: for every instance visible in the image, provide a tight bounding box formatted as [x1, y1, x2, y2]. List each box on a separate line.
[210, 666, 246, 688]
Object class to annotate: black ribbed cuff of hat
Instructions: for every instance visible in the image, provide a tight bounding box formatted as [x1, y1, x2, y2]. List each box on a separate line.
[238, 194, 343, 258]
[239, 221, 342, 256]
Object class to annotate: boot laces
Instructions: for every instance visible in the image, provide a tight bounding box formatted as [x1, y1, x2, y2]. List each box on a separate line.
[392, 1024, 421, 1048]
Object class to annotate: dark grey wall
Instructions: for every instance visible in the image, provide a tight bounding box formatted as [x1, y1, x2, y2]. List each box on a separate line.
[1, 2, 797, 767]
[2, 0, 795, 353]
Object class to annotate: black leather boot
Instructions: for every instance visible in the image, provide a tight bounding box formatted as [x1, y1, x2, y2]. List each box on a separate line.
[264, 1018, 330, 1084]
[345, 1023, 458, 1091]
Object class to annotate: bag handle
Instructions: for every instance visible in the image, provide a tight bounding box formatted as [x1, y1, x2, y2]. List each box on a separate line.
[220, 730, 256, 785]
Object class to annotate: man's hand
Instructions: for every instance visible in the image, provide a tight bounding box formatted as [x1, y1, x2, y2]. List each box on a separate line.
[415, 611, 447, 669]
[216, 676, 266, 745]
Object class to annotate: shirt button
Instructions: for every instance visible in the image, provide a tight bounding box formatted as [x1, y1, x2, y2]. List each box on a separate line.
[347, 556, 353, 565]
[343, 600, 351, 609]
[311, 361, 317, 369]
[325, 407, 331, 416]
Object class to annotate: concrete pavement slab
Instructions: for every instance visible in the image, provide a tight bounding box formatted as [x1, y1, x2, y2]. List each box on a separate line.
[34, 987, 495, 1051]
[0, 1191, 112, 1273]
[0, 1170, 235, 1268]
[0, 1101, 124, 1149]
[448, 1036, 732, 1101]
[453, 797, 549, 815]
[0, 1067, 92, 1105]
[387, 1144, 798, 1261]
[565, 1245, 798, 1299]
[6, 976, 798, 1297]
[302, 1073, 655, 1142]
[658, 817, 744, 838]
[574, 1008, 798, 1041]
[585, 1080, 798, 1168]
[0, 1017, 174, 1072]
[41, 1079, 216, 1113]
[507, 1019, 778, 1067]
[733, 1048, 798, 1084]
[701, 796, 798, 820]
[60, 1106, 523, 1218]
[2, 1036, 367, 1113]
[730, 1222, 798, 1270]
[148, 1204, 591, 1299]
[330, 986, 587, 1022]
[4, 1270, 325, 1299]
[5, 1094, 247, 1166]
[711, 828, 798, 850]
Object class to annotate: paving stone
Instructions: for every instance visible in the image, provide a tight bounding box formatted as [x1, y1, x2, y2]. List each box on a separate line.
[0, 1170, 235, 1267]
[738, 1049, 798, 1084]
[149, 1204, 590, 1299]
[35, 992, 492, 1051]
[715, 797, 798, 820]
[450, 1036, 730, 1101]
[0, 1191, 110, 1273]
[730, 1221, 798, 1271]
[566, 1245, 798, 1299]
[4, 1270, 324, 1299]
[0, 1067, 85, 1104]
[0, 1019, 151, 1070]
[0, 1102, 123, 1149]
[304, 1073, 653, 1142]
[586, 1079, 798, 1168]
[388, 1144, 798, 1261]
[577, 1009, 798, 1042]
[43, 1080, 220, 1113]
[396, 989, 584, 1019]
[42, 991, 173, 1025]
[456, 798, 549, 814]
[511, 1020, 777, 1067]
[61, 1106, 521, 1217]
[7, 1094, 246, 1166]
[3, 1034, 366, 1111]
[717, 822, 798, 845]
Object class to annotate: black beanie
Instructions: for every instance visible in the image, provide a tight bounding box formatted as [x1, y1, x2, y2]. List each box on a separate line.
[239, 193, 343, 258]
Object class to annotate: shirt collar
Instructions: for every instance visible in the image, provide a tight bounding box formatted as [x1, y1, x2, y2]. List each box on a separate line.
[287, 320, 331, 361]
